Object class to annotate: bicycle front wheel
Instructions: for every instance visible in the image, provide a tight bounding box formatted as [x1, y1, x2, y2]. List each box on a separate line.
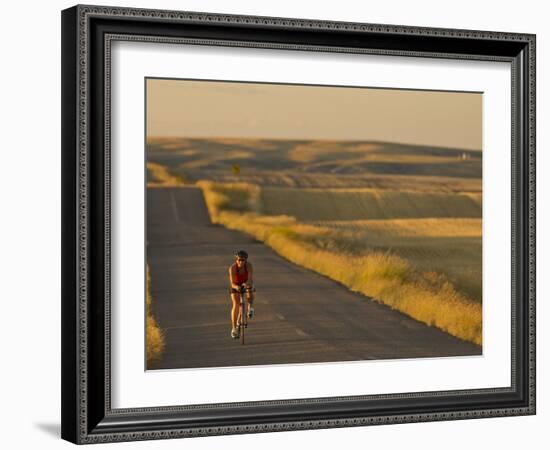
[240, 299, 246, 345]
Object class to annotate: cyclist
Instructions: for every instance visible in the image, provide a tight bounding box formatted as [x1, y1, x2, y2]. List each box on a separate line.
[228, 250, 255, 339]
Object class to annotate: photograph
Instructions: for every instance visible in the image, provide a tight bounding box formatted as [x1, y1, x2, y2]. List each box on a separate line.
[145, 78, 483, 370]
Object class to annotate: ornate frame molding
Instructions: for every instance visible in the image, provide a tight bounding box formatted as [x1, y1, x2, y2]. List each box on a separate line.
[62, 4, 536, 444]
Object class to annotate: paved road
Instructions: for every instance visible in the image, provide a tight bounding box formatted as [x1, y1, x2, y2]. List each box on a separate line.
[147, 187, 481, 370]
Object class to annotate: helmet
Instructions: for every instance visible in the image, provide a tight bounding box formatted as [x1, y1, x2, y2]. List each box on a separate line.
[235, 250, 248, 259]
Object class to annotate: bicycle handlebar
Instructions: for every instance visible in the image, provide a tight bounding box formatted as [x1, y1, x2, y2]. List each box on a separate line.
[237, 284, 255, 293]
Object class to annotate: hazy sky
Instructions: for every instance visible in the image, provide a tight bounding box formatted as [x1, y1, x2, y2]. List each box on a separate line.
[146, 78, 482, 150]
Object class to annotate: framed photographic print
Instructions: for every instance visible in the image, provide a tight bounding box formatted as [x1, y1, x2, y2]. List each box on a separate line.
[61, 4, 536, 444]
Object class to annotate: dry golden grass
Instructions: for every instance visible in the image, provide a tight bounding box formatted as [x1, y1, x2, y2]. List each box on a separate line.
[288, 142, 382, 163]
[147, 137, 482, 190]
[198, 181, 482, 345]
[146, 265, 165, 365]
[318, 217, 481, 237]
[197, 171, 482, 191]
[313, 218, 482, 303]
[147, 162, 187, 187]
[197, 180, 261, 218]
[289, 141, 472, 164]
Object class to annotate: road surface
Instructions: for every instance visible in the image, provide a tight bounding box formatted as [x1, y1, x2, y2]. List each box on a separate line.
[147, 186, 481, 370]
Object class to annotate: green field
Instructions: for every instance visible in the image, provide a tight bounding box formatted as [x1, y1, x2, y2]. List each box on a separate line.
[259, 187, 481, 220]
[147, 137, 483, 345]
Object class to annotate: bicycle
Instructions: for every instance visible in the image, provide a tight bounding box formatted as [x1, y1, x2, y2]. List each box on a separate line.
[236, 284, 254, 345]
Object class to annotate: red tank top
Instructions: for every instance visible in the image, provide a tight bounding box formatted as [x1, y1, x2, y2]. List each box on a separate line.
[234, 263, 248, 284]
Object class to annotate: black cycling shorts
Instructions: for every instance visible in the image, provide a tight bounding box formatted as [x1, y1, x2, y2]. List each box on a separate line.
[229, 285, 255, 295]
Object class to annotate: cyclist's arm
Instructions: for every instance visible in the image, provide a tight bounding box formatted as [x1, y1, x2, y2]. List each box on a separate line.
[228, 266, 240, 290]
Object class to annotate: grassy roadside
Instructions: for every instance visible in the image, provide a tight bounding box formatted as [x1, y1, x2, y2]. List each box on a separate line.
[197, 180, 482, 345]
[146, 264, 165, 366]
[147, 161, 187, 187]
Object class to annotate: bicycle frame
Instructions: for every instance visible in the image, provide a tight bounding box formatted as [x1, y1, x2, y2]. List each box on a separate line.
[237, 285, 247, 345]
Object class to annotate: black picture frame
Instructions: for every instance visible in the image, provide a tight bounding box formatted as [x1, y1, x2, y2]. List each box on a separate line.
[61, 4, 536, 444]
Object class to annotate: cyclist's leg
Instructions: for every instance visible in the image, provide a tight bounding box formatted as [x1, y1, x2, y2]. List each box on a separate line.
[230, 292, 241, 329]
[246, 286, 254, 306]
[246, 286, 255, 317]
